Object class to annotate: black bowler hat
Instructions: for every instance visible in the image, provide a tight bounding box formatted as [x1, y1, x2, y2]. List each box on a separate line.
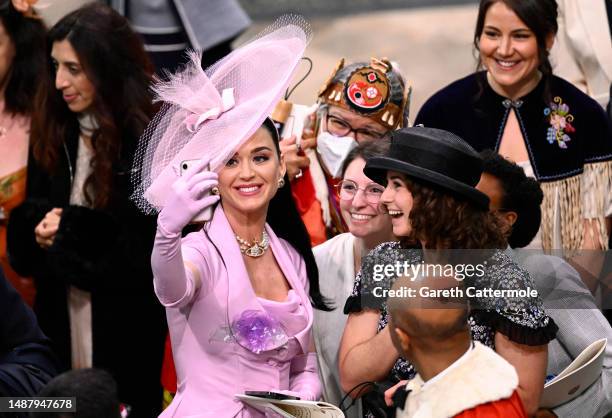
[364, 126, 490, 209]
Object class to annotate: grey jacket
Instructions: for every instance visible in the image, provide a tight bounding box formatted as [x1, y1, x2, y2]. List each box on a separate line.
[512, 249, 612, 418]
[109, 0, 251, 50]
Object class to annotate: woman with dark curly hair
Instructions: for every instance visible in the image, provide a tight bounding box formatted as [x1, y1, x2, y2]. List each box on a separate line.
[0, 0, 45, 301]
[339, 127, 558, 416]
[7, 3, 166, 416]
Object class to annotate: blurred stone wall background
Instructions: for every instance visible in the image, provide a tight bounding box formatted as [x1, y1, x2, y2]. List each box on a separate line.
[231, 1, 479, 123]
[238, 0, 476, 18]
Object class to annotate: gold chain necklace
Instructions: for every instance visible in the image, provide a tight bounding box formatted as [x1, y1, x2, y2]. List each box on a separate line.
[235, 230, 269, 258]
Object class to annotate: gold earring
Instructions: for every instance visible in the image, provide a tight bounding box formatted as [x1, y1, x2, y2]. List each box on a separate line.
[278, 178, 285, 188]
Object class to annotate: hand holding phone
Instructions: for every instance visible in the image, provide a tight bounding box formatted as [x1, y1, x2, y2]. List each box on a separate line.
[158, 158, 219, 234]
[179, 159, 215, 223]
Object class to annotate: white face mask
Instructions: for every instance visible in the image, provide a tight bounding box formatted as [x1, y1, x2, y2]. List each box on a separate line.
[317, 131, 358, 178]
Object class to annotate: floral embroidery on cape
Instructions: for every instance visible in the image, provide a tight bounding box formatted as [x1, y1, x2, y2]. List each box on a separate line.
[544, 96, 575, 149]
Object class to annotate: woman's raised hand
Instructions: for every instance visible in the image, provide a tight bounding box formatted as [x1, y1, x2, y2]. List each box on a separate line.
[279, 135, 310, 181]
[158, 158, 219, 234]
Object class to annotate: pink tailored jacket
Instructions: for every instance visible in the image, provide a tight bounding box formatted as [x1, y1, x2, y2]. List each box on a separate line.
[157, 205, 315, 417]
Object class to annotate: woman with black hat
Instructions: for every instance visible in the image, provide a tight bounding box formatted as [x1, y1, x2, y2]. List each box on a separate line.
[338, 126, 558, 416]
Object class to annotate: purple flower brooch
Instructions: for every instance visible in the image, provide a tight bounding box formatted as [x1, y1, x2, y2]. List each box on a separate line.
[210, 310, 289, 354]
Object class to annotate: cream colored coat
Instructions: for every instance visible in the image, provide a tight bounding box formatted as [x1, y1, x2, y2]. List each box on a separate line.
[551, 0, 612, 108]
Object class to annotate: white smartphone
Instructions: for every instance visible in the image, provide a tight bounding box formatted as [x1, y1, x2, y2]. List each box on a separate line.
[280, 103, 318, 148]
[180, 159, 213, 223]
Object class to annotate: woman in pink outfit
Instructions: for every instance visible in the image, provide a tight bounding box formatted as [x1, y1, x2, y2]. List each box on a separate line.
[152, 119, 329, 417]
[137, 17, 330, 417]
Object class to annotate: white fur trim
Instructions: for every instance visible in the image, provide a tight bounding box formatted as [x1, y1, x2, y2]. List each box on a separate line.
[399, 342, 520, 418]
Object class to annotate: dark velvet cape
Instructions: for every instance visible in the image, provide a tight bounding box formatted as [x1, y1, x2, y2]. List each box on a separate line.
[415, 72, 612, 250]
[415, 72, 612, 182]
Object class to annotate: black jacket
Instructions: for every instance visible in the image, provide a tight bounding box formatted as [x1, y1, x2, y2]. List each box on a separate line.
[0, 266, 56, 400]
[7, 128, 166, 418]
[415, 72, 612, 182]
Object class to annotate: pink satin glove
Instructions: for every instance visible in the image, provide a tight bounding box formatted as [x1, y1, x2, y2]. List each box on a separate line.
[287, 352, 321, 401]
[157, 158, 220, 234]
[152, 159, 219, 306]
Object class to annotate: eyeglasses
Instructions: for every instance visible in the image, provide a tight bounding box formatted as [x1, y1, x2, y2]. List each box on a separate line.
[335, 180, 385, 204]
[326, 114, 387, 142]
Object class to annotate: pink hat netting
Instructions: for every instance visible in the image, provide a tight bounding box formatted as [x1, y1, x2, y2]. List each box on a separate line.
[131, 15, 312, 214]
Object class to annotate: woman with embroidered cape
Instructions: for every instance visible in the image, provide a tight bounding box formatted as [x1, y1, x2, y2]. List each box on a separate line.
[415, 0, 612, 253]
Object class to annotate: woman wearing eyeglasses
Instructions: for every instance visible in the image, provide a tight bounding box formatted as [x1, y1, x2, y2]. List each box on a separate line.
[312, 140, 395, 417]
[279, 57, 409, 246]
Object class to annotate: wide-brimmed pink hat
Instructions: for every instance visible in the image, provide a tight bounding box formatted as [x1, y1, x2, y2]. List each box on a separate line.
[131, 15, 312, 213]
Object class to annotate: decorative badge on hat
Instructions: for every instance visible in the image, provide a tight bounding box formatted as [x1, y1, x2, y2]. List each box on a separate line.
[344, 65, 390, 113]
[317, 57, 410, 129]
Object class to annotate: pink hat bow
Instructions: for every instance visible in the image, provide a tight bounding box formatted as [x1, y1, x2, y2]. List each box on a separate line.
[184, 88, 235, 133]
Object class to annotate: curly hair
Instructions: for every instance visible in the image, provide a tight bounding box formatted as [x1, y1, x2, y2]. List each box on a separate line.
[403, 177, 506, 250]
[38, 369, 120, 418]
[480, 150, 543, 248]
[31, 3, 155, 209]
[0, 1, 46, 115]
